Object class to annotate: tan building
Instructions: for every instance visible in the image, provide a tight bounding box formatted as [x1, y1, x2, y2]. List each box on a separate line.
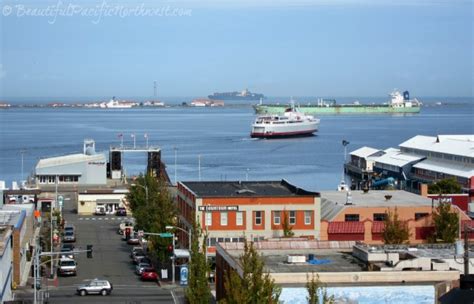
[320, 190, 471, 244]
[77, 190, 129, 215]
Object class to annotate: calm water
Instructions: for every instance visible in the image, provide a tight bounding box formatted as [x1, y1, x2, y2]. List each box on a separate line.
[0, 101, 473, 191]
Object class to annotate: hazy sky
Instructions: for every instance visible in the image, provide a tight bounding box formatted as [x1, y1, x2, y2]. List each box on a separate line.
[0, 0, 472, 99]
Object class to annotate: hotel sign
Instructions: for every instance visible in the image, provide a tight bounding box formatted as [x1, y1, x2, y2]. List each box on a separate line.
[198, 205, 239, 212]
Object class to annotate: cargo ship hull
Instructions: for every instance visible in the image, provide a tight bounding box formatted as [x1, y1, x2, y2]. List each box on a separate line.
[254, 104, 421, 115]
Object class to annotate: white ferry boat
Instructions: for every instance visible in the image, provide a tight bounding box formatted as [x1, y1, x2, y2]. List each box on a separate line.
[100, 97, 136, 109]
[250, 105, 320, 138]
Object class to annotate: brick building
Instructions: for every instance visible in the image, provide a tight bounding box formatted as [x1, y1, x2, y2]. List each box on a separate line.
[176, 180, 320, 256]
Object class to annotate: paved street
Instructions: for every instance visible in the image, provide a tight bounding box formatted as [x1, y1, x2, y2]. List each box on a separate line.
[15, 192, 175, 303]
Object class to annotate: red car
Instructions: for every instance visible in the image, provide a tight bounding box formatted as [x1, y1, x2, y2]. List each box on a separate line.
[141, 268, 158, 281]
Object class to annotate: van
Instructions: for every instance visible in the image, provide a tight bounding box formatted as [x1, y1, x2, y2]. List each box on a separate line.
[58, 258, 77, 276]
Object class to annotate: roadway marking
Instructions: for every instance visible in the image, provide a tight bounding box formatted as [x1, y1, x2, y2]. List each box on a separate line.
[92, 218, 96, 220]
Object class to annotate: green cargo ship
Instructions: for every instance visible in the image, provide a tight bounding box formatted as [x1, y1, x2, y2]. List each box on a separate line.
[254, 90, 421, 115]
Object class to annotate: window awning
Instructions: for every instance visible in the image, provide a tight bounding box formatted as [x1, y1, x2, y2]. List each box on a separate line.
[328, 221, 364, 234]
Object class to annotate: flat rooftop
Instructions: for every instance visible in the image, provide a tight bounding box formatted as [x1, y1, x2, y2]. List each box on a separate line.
[217, 241, 363, 273]
[181, 179, 319, 198]
[321, 190, 433, 208]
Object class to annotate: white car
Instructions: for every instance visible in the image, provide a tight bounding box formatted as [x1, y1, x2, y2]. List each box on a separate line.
[76, 279, 113, 296]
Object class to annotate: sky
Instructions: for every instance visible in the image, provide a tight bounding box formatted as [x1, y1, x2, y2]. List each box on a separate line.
[0, 0, 472, 100]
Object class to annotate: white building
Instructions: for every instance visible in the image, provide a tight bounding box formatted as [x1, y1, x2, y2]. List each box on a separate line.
[34, 139, 107, 187]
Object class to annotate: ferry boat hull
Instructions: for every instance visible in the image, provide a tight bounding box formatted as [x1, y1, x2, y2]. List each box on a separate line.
[250, 118, 319, 138]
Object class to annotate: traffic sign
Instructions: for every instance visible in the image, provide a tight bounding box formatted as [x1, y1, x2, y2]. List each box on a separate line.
[158, 233, 173, 238]
[138, 230, 144, 237]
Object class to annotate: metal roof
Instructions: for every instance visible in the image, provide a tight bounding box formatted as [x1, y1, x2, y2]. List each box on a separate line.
[400, 135, 474, 158]
[413, 159, 474, 179]
[374, 149, 424, 167]
[328, 221, 365, 234]
[36, 153, 105, 169]
[180, 180, 319, 198]
[350, 146, 381, 159]
[320, 199, 345, 221]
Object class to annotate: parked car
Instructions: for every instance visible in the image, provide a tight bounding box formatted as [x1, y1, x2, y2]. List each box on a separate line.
[141, 268, 158, 281]
[127, 233, 140, 245]
[136, 257, 151, 265]
[62, 231, 76, 243]
[95, 206, 106, 216]
[64, 224, 75, 233]
[76, 279, 113, 296]
[130, 247, 143, 258]
[135, 262, 152, 275]
[132, 251, 146, 264]
[61, 244, 75, 259]
[115, 207, 127, 216]
[58, 258, 77, 276]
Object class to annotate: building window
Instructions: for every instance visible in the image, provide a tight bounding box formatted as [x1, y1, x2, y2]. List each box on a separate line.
[345, 214, 359, 222]
[255, 211, 262, 225]
[205, 212, 212, 226]
[289, 211, 296, 225]
[221, 212, 228, 226]
[236, 211, 243, 226]
[273, 211, 281, 225]
[304, 211, 312, 225]
[373, 213, 387, 221]
[415, 213, 429, 220]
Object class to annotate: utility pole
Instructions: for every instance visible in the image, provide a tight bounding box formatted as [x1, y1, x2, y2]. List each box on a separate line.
[20, 149, 26, 184]
[51, 175, 58, 277]
[198, 155, 201, 181]
[174, 147, 178, 185]
[464, 222, 471, 275]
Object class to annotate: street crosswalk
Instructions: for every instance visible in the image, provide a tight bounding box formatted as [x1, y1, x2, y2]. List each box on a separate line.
[78, 217, 132, 221]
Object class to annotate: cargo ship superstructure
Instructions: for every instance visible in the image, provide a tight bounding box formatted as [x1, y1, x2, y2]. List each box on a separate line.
[208, 88, 264, 101]
[254, 90, 421, 115]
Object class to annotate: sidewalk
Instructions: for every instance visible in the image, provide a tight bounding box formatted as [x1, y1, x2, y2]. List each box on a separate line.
[160, 282, 216, 304]
[19, 227, 41, 287]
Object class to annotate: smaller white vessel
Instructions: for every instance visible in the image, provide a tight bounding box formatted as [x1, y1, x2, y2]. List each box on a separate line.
[100, 97, 136, 109]
[250, 104, 320, 138]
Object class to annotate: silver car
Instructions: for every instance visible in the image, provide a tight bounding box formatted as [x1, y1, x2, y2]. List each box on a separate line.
[76, 279, 113, 296]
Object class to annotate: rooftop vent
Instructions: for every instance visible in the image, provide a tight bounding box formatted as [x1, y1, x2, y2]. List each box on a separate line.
[236, 189, 256, 195]
[287, 255, 306, 264]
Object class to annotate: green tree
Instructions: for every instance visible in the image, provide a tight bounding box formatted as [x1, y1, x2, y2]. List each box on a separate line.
[428, 177, 462, 194]
[382, 208, 410, 244]
[429, 202, 459, 243]
[282, 211, 294, 237]
[306, 272, 335, 304]
[127, 173, 176, 262]
[186, 216, 211, 304]
[222, 240, 281, 304]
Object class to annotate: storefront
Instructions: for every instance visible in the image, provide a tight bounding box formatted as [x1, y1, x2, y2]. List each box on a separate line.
[77, 191, 129, 215]
[96, 199, 121, 214]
